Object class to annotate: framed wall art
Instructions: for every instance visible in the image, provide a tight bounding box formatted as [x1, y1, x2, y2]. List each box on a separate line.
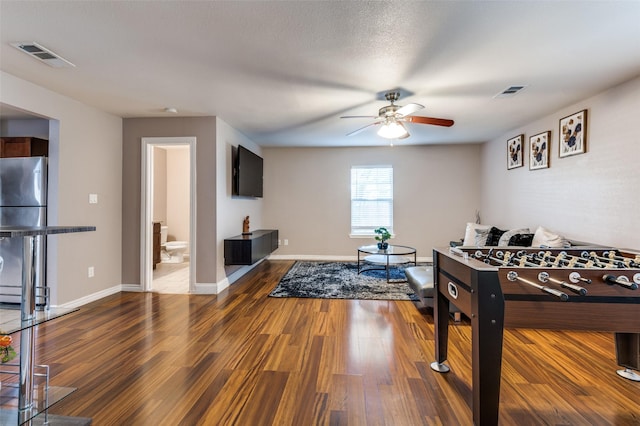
[559, 110, 587, 158]
[507, 134, 524, 169]
[529, 131, 550, 170]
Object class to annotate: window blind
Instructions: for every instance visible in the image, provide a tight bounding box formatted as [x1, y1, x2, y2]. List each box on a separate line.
[350, 166, 393, 235]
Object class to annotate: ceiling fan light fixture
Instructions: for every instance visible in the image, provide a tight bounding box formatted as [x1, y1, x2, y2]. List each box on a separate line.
[377, 120, 408, 139]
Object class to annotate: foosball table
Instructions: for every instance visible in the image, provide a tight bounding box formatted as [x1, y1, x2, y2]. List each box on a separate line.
[430, 246, 640, 426]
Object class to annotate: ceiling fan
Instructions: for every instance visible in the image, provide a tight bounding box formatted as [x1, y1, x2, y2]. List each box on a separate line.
[341, 91, 454, 139]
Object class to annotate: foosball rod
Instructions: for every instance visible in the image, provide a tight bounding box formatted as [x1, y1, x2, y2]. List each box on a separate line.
[506, 271, 569, 301]
[496, 251, 540, 268]
[474, 250, 509, 266]
[581, 251, 625, 268]
[536, 250, 575, 267]
[602, 250, 640, 267]
[505, 250, 581, 268]
[480, 250, 530, 268]
[568, 272, 593, 284]
[602, 274, 639, 290]
[538, 272, 588, 295]
[511, 250, 583, 268]
[538, 251, 601, 268]
[554, 251, 599, 268]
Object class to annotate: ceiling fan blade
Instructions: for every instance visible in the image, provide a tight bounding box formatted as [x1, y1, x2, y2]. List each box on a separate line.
[404, 116, 454, 127]
[394, 103, 424, 117]
[340, 115, 379, 119]
[346, 121, 381, 136]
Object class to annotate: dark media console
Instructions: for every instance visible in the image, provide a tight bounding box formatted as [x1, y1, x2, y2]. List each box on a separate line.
[224, 229, 279, 265]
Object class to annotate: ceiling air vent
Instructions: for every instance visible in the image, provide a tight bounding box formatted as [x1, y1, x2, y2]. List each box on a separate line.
[11, 42, 75, 68]
[493, 85, 527, 99]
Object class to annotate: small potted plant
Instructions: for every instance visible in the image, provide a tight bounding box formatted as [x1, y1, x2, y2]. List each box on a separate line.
[374, 227, 391, 250]
[0, 334, 16, 364]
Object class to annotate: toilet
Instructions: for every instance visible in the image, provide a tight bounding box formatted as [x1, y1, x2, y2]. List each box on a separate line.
[160, 226, 188, 263]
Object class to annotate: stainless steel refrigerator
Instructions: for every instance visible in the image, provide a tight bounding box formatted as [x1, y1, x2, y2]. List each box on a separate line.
[0, 156, 47, 307]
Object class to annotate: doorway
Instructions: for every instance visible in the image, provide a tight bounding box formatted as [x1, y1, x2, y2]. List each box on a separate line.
[141, 137, 196, 293]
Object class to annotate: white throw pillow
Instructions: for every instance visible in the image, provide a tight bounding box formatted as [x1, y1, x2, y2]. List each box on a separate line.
[463, 222, 491, 246]
[498, 228, 530, 246]
[474, 228, 492, 246]
[531, 226, 568, 248]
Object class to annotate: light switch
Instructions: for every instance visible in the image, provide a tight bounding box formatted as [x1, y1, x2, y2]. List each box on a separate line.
[89, 193, 98, 204]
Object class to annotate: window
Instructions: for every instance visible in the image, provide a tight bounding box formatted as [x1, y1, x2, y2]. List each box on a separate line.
[350, 166, 393, 236]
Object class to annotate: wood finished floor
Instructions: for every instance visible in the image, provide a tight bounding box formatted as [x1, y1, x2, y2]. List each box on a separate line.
[38, 260, 639, 425]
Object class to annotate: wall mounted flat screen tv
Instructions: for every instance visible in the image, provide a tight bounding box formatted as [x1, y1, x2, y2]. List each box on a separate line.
[233, 145, 263, 198]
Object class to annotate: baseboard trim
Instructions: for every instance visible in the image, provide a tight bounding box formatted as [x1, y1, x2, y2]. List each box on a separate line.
[121, 284, 143, 292]
[54, 284, 123, 309]
[194, 280, 228, 294]
[53, 278, 232, 308]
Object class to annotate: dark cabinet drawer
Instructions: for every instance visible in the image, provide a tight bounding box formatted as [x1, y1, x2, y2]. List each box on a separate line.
[224, 229, 279, 265]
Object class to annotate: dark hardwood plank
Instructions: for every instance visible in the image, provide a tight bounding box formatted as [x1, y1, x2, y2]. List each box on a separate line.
[27, 260, 640, 425]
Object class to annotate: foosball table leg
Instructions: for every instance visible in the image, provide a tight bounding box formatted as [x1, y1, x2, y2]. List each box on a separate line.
[431, 270, 452, 374]
[430, 361, 450, 373]
[615, 333, 640, 382]
[617, 368, 640, 381]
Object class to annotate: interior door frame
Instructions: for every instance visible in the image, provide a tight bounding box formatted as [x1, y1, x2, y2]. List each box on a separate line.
[140, 136, 197, 292]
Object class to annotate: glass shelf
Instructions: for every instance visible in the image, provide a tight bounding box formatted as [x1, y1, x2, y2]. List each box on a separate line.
[0, 364, 76, 425]
[0, 307, 78, 335]
[0, 386, 76, 425]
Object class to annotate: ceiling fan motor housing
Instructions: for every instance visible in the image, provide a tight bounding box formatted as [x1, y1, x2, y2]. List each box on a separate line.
[379, 105, 400, 117]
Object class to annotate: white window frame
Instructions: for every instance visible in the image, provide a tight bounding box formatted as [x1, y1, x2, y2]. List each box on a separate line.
[350, 165, 394, 238]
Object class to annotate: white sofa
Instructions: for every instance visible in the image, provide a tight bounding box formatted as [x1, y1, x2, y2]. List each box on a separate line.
[459, 223, 592, 248]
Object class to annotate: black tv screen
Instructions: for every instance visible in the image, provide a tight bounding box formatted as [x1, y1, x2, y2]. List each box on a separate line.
[233, 145, 263, 198]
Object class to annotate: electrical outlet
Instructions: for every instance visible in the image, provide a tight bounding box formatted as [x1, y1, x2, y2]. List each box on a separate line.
[89, 193, 98, 204]
[284, 239, 289, 246]
[278, 239, 281, 246]
[88, 266, 95, 278]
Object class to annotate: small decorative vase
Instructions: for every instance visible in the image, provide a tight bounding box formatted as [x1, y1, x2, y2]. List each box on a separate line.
[377, 242, 388, 250]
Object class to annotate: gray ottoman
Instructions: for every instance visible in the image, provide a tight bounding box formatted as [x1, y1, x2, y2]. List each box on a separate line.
[405, 265, 461, 321]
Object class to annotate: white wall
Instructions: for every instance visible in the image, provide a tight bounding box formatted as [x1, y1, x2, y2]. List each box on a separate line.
[263, 144, 482, 259]
[215, 118, 263, 283]
[480, 75, 640, 249]
[0, 71, 123, 305]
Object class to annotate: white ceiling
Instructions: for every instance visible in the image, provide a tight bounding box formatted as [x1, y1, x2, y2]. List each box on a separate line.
[1, 1, 639, 147]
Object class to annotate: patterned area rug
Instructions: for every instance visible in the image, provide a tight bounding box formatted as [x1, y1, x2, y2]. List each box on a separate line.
[269, 261, 419, 301]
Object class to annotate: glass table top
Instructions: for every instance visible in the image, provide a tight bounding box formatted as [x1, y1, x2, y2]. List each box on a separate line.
[358, 244, 416, 255]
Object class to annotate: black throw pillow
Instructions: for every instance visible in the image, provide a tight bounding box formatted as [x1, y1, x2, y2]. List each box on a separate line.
[508, 233, 534, 246]
[486, 227, 506, 246]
